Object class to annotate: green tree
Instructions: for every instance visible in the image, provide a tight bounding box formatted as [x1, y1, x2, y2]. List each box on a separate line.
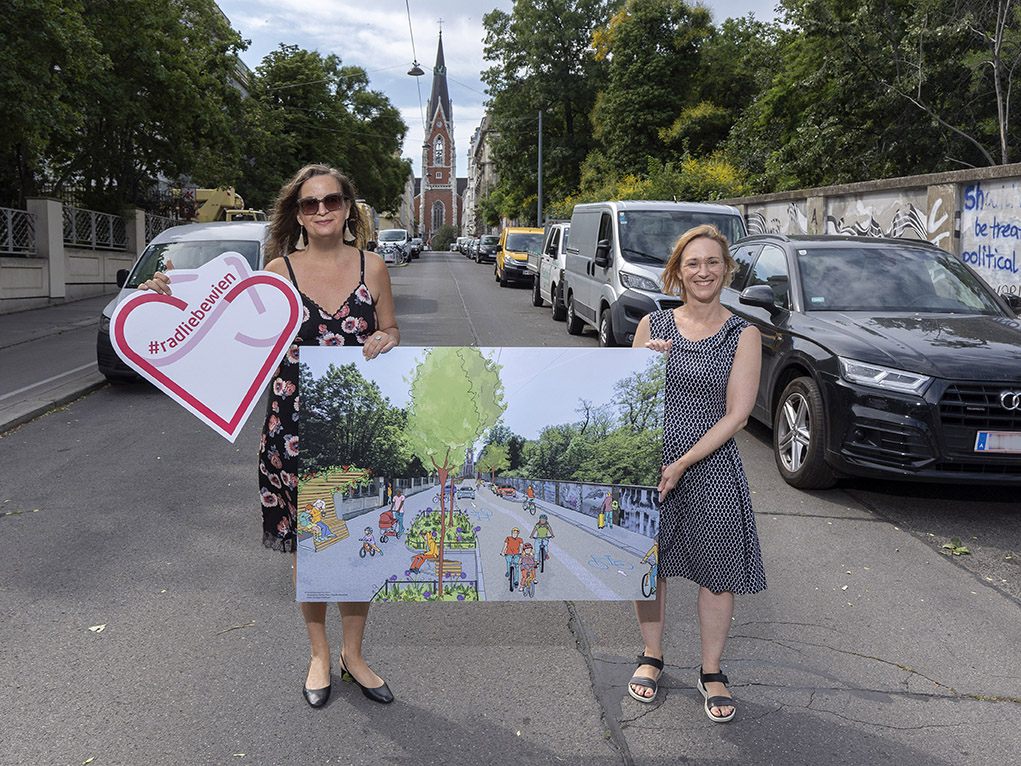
[404, 348, 506, 596]
[591, 0, 714, 177]
[49, 0, 249, 210]
[238, 44, 410, 211]
[299, 363, 411, 478]
[482, 0, 615, 220]
[0, 0, 101, 206]
[477, 442, 510, 482]
[430, 224, 458, 252]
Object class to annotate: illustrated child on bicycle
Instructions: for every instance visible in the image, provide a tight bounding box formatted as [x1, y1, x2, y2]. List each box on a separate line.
[519, 542, 538, 598]
[502, 527, 524, 589]
[359, 526, 383, 557]
[641, 541, 659, 596]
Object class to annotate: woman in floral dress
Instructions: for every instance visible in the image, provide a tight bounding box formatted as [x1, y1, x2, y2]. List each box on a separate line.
[142, 163, 400, 708]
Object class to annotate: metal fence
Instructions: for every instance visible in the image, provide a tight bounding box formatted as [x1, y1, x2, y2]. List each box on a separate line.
[63, 205, 127, 250]
[0, 207, 35, 256]
[144, 212, 181, 244]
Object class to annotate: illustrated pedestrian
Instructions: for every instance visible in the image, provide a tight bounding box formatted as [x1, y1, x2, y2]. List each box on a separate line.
[392, 488, 406, 538]
[140, 163, 400, 708]
[626, 224, 765, 723]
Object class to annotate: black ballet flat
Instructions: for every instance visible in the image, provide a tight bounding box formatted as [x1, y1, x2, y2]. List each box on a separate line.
[340, 652, 394, 705]
[302, 662, 331, 708]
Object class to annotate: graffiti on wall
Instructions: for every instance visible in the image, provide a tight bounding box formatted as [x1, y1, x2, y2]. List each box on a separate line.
[745, 202, 807, 236]
[823, 191, 950, 247]
[960, 181, 1021, 296]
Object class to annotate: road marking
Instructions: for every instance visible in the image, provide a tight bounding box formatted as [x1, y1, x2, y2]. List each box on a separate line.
[447, 259, 480, 345]
[0, 362, 99, 401]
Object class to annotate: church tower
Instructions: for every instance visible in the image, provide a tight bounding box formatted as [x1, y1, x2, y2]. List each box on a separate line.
[418, 32, 457, 243]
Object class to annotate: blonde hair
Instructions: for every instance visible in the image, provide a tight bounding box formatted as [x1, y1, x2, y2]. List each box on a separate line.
[265, 164, 360, 262]
[660, 224, 737, 299]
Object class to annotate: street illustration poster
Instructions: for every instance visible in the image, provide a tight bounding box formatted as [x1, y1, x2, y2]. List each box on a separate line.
[296, 346, 665, 602]
[109, 252, 302, 442]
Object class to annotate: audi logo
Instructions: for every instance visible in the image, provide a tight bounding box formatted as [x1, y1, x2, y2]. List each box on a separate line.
[1001, 391, 1021, 411]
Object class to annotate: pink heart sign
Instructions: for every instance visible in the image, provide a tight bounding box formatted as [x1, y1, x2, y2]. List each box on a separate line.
[110, 252, 302, 442]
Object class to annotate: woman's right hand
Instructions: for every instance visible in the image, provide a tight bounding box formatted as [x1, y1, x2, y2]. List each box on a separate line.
[139, 258, 174, 295]
[645, 338, 673, 354]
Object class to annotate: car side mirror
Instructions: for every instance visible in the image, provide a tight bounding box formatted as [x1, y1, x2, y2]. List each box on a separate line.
[1003, 294, 1021, 315]
[116, 269, 129, 288]
[594, 239, 611, 268]
[740, 284, 779, 312]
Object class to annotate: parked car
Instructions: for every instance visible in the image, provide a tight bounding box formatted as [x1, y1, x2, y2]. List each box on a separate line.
[475, 233, 500, 264]
[456, 236, 472, 255]
[378, 228, 411, 264]
[496, 226, 544, 286]
[456, 485, 476, 500]
[563, 200, 746, 346]
[494, 485, 517, 498]
[97, 221, 269, 382]
[409, 237, 424, 258]
[467, 238, 480, 260]
[529, 221, 570, 320]
[722, 234, 1021, 489]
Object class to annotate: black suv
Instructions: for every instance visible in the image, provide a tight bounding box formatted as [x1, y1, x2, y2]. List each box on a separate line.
[721, 235, 1021, 489]
[475, 234, 500, 264]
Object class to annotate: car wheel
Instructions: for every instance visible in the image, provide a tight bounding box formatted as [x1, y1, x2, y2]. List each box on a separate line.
[773, 376, 836, 489]
[566, 294, 585, 335]
[499, 266, 509, 287]
[494, 265, 500, 283]
[531, 276, 544, 307]
[598, 309, 617, 347]
[551, 283, 567, 321]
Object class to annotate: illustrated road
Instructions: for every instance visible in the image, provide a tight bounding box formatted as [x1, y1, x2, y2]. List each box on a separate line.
[1, 250, 1019, 765]
[298, 480, 653, 602]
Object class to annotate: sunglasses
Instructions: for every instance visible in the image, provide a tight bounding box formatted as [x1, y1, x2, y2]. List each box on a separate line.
[297, 193, 348, 216]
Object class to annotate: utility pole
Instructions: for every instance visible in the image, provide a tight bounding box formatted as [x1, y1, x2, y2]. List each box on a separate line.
[537, 109, 544, 227]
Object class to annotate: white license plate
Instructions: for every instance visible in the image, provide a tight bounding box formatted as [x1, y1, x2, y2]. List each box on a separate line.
[974, 431, 1021, 454]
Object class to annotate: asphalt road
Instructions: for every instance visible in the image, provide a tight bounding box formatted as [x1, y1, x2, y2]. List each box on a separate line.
[2, 250, 1019, 766]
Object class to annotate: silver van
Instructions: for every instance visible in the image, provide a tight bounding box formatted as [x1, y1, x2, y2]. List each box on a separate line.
[563, 200, 746, 346]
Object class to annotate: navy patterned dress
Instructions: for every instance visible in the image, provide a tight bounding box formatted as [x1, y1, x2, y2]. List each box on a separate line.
[259, 251, 377, 551]
[651, 310, 767, 594]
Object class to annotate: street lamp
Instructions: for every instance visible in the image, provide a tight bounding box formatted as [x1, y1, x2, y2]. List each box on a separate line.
[407, 61, 425, 77]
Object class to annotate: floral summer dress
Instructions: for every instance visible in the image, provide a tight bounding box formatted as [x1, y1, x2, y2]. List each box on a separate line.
[259, 251, 377, 551]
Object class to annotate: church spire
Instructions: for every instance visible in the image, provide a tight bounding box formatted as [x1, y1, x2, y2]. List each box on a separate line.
[426, 31, 451, 123]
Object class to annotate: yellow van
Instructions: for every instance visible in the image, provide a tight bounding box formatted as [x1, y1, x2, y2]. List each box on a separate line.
[495, 226, 544, 287]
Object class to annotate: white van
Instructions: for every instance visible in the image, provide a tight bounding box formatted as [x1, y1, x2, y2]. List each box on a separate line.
[528, 221, 570, 320]
[563, 201, 746, 346]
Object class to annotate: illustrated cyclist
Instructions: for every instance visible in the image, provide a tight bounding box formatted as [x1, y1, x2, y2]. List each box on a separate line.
[359, 526, 383, 557]
[502, 527, 524, 588]
[530, 513, 555, 563]
[641, 541, 659, 594]
[519, 543, 538, 598]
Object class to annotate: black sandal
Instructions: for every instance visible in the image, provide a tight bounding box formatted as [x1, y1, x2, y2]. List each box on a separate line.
[698, 666, 735, 722]
[627, 654, 664, 703]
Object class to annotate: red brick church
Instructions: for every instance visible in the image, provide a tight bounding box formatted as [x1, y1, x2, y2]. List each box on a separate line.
[415, 32, 468, 244]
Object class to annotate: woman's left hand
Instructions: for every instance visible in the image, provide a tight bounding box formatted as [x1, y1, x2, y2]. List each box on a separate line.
[658, 459, 687, 502]
[363, 330, 397, 360]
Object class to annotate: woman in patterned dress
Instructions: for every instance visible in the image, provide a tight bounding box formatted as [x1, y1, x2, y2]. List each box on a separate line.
[626, 225, 765, 723]
[140, 164, 399, 708]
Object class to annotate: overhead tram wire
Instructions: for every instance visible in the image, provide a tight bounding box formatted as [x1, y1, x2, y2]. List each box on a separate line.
[406, 0, 427, 134]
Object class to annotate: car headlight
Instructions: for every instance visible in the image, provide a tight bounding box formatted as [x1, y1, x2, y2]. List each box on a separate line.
[619, 271, 659, 292]
[838, 357, 931, 394]
[99, 315, 111, 333]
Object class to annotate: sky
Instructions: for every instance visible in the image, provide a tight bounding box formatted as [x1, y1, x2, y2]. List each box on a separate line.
[216, 1, 780, 179]
[300, 346, 659, 441]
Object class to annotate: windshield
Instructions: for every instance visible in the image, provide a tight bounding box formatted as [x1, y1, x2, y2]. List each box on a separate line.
[481, 235, 499, 245]
[126, 240, 261, 288]
[505, 232, 543, 253]
[379, 230, 406, 242]
[796, 245, 1005, 314]
[616, 211, 745, 265]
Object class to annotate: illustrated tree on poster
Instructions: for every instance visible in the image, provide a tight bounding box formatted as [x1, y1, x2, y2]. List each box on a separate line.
[404, 348, 506, 597]
[477, 442, 510, 484]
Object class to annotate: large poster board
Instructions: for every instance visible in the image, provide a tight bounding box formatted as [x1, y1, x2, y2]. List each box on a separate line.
[296, 347, 664, 602]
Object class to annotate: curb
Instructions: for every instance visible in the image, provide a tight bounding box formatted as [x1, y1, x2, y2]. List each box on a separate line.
[0, 372, 106, 435]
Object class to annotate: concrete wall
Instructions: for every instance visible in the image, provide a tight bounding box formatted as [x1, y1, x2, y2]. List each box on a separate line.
[723, 162, 1021, 297]
[0, 200, 142, 314]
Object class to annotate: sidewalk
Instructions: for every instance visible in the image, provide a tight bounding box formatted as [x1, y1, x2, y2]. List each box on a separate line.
[0, 294, 114, 432]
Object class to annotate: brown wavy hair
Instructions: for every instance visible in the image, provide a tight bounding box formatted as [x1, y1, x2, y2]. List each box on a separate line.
[660, 224, 737, 300]
[265, 164, 360, 262]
